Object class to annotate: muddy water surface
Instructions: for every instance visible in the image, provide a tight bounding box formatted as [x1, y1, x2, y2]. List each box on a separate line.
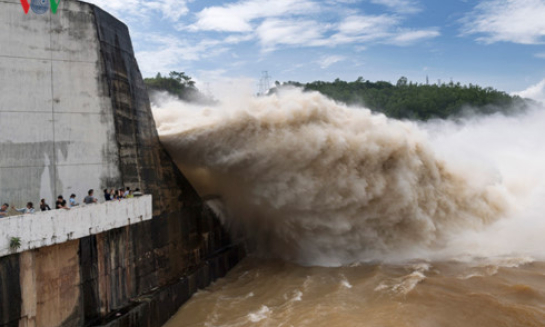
[164, 257, 545, 327]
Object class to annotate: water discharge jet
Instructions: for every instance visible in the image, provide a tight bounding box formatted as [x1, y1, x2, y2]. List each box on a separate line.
[153, 88, 527, 266]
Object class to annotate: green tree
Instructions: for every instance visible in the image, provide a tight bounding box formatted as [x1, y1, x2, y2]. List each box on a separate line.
[144, 71, 213, 104]
[396, 76, 408, 87]
[273, 76, 530, 120]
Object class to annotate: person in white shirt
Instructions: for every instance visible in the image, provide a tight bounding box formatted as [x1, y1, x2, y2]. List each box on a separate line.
[69, 194, 79, 207]
[12, 202, 35, 214]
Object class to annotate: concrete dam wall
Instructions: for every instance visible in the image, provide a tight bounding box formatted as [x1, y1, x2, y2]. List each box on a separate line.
[0, 0, 244, 326]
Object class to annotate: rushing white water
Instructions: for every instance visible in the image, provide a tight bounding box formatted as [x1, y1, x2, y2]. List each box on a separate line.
[152, 88, 545, 266]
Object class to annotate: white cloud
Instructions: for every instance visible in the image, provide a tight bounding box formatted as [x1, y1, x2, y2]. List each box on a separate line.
[328, 0, 359, 3]
[87, 0, 440, 76]
[328, 15, 439, 46]
[134, 35, 225, 76]
[326, 14, 398, 45]
[317, 55, 346, 69]
[256, 19, 328, 51]
[183, 0, 437, 54]
[514, 79, 545, 102]
[85, 0, 189, 21]
[535, 53, 545, 59]
[369, 0, 421, 13]
[251, 13, 439, 50]
[142, 0, 189, 21]
[461, 0, 545, 44]
[190, 0, 317, 32]
[337, 14, 398, 36]
[191, 11, 253, 32]
[388, 29, 440, 45]
[281, 63, 307, 74]
[223, 34, 256, 44]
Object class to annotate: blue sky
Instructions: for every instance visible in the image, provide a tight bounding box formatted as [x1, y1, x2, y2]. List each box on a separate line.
[85, 0, 545, 99]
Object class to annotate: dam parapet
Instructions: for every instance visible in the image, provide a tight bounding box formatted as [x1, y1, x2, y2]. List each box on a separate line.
[0, 196, 153, 257]
[0, 1, 244, 326]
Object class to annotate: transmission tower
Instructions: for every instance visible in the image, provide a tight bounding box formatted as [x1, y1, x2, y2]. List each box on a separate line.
[258, 71, 271, 96]
[204, 82, 213, 100]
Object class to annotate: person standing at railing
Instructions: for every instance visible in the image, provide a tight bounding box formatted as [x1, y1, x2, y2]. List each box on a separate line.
[69, 194, 79, 207]
[84, 189, 98, 204]
[0, 203, 9, 218]
[40, 199, 51, 211]
[56, 195, 69, 210]
[104, 189, 111, 201]
[12, 202, 35, 214]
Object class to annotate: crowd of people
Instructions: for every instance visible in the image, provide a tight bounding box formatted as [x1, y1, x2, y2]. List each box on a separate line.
[0, 187, 143, 218]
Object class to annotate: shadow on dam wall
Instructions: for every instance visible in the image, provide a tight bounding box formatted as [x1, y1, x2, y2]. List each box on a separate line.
[0, 2, 244, 327]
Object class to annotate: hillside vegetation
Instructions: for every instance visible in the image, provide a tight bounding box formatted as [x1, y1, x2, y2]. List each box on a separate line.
[144, 71, 213, 104]
[275, 77, 530, 120]
[145, 73, 530, 120]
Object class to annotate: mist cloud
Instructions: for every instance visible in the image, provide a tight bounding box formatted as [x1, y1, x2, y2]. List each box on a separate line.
[514, 79, 545, 104]
[150, 89, 545, 266]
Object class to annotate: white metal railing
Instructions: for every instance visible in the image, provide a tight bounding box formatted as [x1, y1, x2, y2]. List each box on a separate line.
[0, 195, 152, 257]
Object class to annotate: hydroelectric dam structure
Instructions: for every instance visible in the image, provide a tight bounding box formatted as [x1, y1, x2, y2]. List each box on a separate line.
[0, 1, 245, 326]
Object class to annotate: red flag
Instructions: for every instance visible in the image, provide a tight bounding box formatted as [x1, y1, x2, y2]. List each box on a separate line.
[20, 0, 30, 14]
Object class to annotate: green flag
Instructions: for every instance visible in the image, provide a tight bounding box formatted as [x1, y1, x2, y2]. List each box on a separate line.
[50, 0, 60, 14]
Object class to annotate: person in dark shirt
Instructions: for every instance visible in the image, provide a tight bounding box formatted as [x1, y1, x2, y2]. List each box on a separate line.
[84, 189, 98, 204]
[56, 195, 69, 209]
[40, 199, 51, 211]
[104, 188, 111, 201]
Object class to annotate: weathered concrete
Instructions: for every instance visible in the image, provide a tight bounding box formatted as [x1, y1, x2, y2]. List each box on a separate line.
[0, 254, 21, 327]
[0, 195, 152, 257]
[19, 240, 82, 327]
[0, 216, 244, 327]
[0, 0, 120, 207]
[97, 245, 245, 327]
[0, 1, 244, 326]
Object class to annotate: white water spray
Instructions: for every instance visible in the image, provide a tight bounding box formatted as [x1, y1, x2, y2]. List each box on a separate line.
[153, 88, 544, 266]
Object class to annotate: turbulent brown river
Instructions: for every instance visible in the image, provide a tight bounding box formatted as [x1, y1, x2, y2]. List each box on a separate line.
[164, 257, 545, 327]
[153, 89, 545, 326]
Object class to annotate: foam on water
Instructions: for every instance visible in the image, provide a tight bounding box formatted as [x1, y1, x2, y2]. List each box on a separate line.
[247, 305, 271, 323]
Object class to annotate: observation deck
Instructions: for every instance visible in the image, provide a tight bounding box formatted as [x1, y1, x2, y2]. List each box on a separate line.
[0, 195, 152, 257]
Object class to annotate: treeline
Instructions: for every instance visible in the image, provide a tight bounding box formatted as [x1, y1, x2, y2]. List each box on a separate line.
[145, 73, 531, 120]
[274, 77, 530, 120]
[144, 71, 214, 104]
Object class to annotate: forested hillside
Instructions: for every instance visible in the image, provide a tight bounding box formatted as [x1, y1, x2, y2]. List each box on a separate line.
[145, 73, 531, 120]
[144, 71, 214, 104]
[274, 77, 530, 120]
